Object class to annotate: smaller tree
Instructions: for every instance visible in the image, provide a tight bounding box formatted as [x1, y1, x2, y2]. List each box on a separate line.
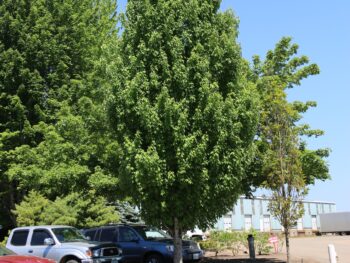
[251, 37, 330, 263]
[12, 191, 51, 226]
[263, 102, 306, 263]
[38, 196, 78, 226]
[13, 190, 120, 228]
[72, 191, 121, 228]
[115, 201, 144, 224]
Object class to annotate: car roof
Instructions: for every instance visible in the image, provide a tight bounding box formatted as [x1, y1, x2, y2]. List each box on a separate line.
[12, 225, 74, 230]
[83, 224, 147, 231]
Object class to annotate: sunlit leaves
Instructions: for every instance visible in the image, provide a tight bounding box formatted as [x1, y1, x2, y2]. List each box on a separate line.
[13, 190, 119, 228]
[110, 0, 259, 232]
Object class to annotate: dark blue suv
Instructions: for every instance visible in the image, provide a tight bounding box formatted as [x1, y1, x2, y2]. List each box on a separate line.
[82, 225, 203, 263]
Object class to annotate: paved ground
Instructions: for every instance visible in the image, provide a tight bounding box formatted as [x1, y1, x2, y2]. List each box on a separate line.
[285, 235, 350, 262]
[204, 235, 350, 263]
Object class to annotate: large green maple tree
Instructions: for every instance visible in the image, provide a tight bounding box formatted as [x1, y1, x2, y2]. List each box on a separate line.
[109, 1, 259, 262]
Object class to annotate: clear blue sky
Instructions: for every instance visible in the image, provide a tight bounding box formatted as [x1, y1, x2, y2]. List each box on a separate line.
[223, 0, 350, 211]
[118, 1, 350, 211]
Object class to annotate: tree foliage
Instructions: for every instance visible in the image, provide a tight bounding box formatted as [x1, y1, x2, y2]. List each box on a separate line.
[7, 103, 120, 199]
[250, 37, 330, 186]
[115, 201, 144, 224]
[13, 190, 119, 228]
[0, 0, 119, 229]
[109, 1, 259, 262]
[251, 37, 330, 263]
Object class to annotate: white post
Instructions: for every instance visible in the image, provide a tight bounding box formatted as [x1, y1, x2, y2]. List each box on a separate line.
[328, 244, 337, 263]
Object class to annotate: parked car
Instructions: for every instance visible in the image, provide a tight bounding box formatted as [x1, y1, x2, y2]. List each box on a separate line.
[0, 244, 55, 263]
[6, 225, 121, 263]
[82, 225, 203, 263]
[185, 228, 207, 241]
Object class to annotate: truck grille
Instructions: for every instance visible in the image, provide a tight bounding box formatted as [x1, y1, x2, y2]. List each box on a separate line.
[102, 247, 119, 256]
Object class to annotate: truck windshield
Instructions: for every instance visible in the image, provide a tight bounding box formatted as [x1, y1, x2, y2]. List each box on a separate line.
[133, 226, 171, 240]
[52, 227, 87, 242]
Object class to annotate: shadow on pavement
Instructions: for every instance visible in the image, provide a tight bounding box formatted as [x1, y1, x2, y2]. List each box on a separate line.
[203, 257, 286, 263]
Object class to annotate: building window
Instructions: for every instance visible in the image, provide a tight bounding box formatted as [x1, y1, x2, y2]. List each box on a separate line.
[240, 198, 244, 215]
[263, 215, 271, 232]
[308, 203, 311, 215]
[223, 214, 232, 230]
[252, 200, 255, 215]
[244, 215, 252, 231]
[260, 200, 263, 215]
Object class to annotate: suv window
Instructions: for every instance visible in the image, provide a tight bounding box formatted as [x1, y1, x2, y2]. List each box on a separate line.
[84, 229, 97, 241]
[31, 229, 52, 246]
[100, 228, 117, 242]
[11, 230, 29, 246]
[119, 227, 138, 242]
[133, 226, 170, 240]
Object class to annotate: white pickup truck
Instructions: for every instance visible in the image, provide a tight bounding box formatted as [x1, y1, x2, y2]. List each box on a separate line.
[6, 225, 121, 263]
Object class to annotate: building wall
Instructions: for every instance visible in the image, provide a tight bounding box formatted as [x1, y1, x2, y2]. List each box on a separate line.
[214, 196, 336, 234]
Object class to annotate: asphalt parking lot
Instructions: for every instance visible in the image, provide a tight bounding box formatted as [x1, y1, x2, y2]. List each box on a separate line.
[284, 235, 350, 263]
[204, 235, 350, 263]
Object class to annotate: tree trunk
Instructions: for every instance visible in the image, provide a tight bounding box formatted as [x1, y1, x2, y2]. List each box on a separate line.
[8, 182, 17, 226]
[173, 217, 183, 263]
[284, 227, 290, 263]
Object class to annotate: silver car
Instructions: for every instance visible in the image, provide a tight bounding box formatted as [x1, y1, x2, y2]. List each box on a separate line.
[6, 225, 121, 263]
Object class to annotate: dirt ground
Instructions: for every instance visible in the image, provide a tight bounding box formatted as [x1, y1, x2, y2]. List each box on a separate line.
[203, 235, 350, 263]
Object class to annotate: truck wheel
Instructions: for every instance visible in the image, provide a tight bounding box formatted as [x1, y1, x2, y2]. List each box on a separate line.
[66, 259, 80, 263]
[144, 254, 163, 263]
